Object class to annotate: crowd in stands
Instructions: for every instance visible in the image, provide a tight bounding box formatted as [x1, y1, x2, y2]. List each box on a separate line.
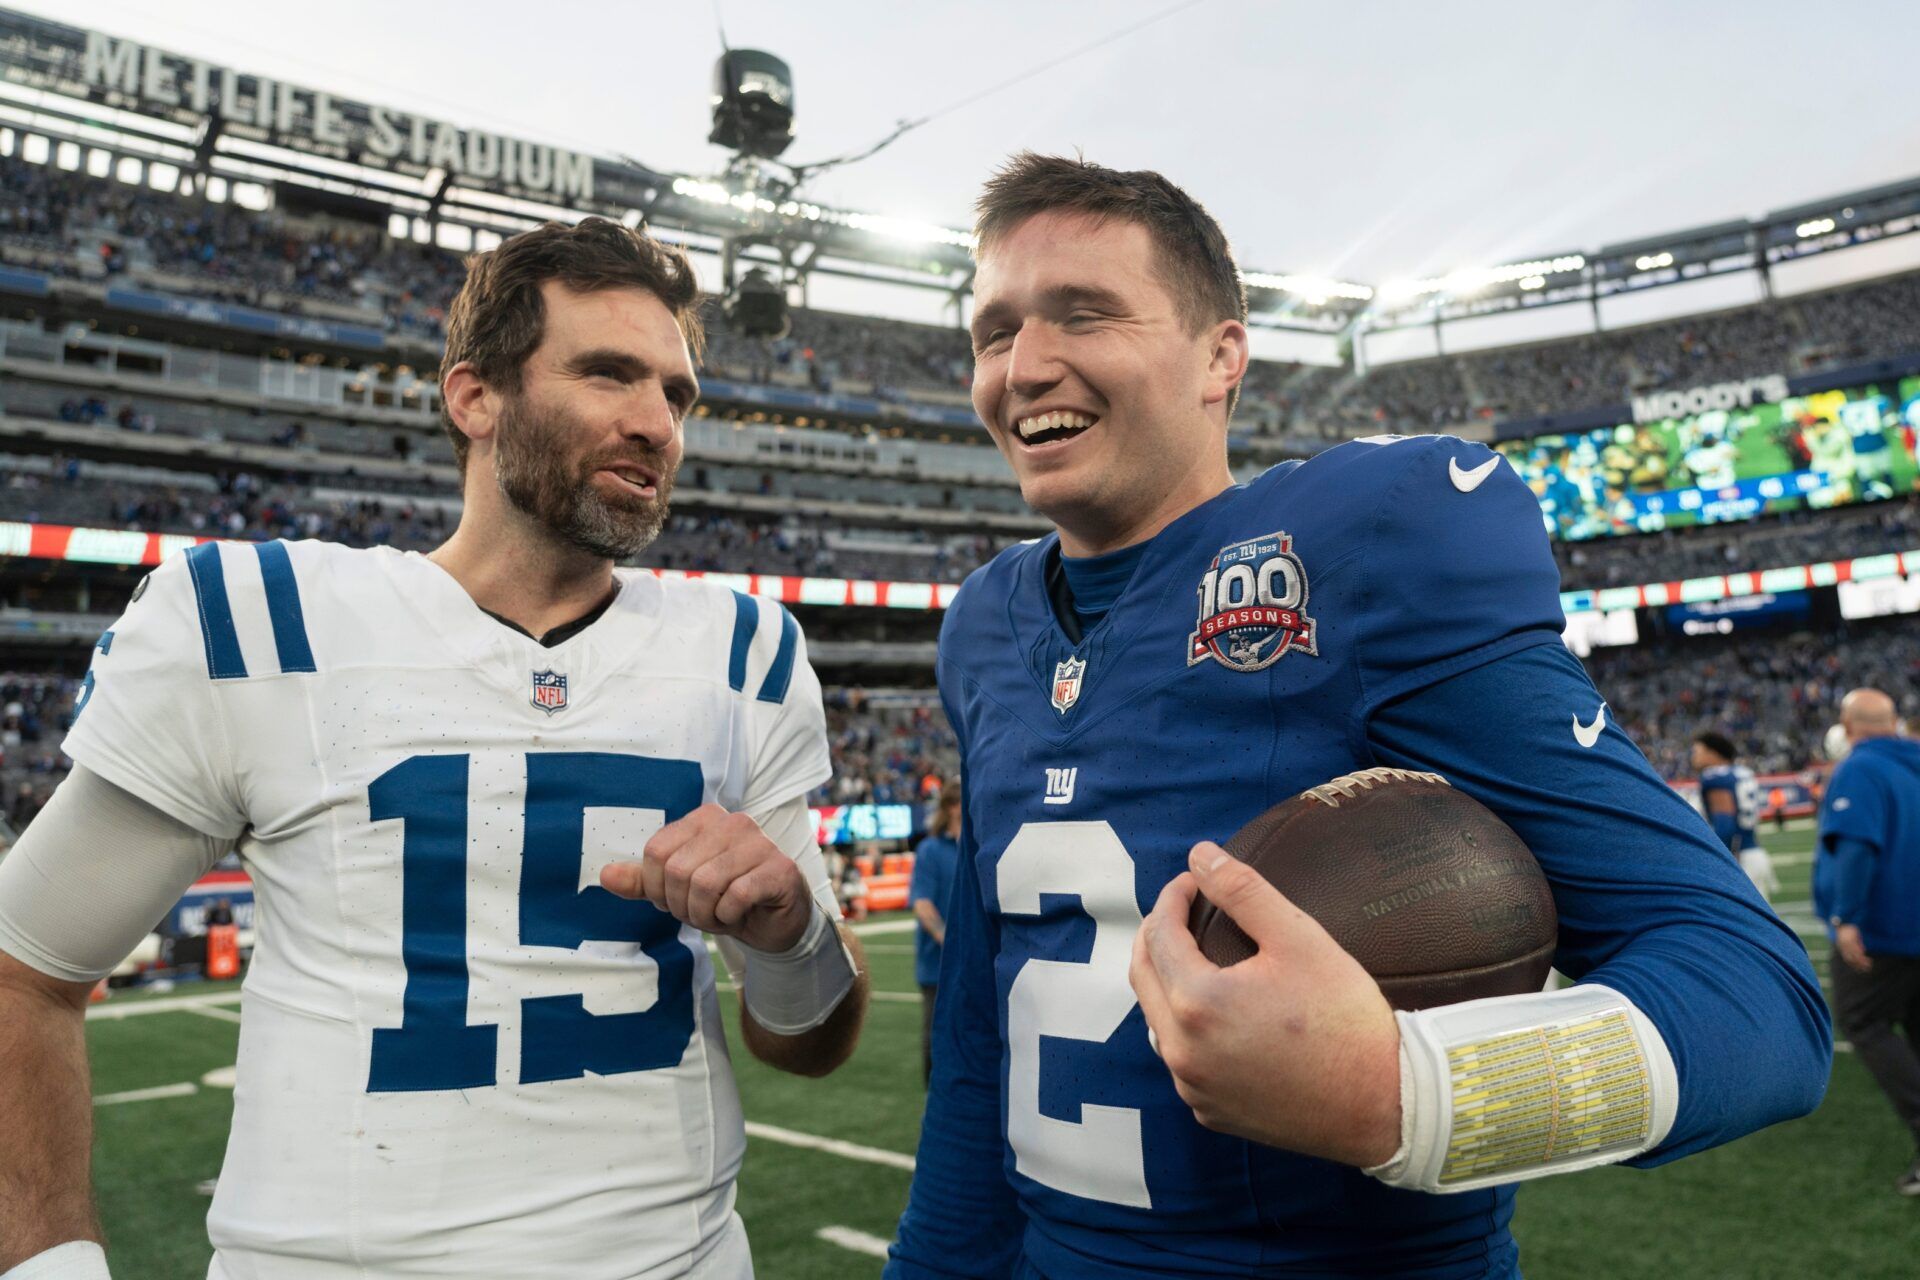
[1590, 613, 1920, 779]
[1556, 495, 1920, 591]
[18, 156, 1920, 444]
[0, 464, 1006, 584]
[701, 308, 974, 398]
[819, 688, 958, 808]
[18, 433, 1920, 593]
[0, 674, 83, 835]
[1351, 274, 1920, 435]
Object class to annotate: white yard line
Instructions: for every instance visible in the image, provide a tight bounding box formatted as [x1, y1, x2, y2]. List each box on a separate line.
[744, 1121, 916, 1172]
[850, 919, 918, 938]
[94, 1082, 198, 1107]
[86, 992, 243, 1021]
[186, 1004, 246, 1025]
[816, 1226, 894, 1259]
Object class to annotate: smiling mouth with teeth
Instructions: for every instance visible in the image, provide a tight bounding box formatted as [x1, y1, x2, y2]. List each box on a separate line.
[1015, 410, 1098, 446]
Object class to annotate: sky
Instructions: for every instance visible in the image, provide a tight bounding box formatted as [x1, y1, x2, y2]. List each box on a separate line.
[18, 0, 1920, 344]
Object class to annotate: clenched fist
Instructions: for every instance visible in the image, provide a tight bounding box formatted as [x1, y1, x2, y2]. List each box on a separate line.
[600, 804, 811, 953]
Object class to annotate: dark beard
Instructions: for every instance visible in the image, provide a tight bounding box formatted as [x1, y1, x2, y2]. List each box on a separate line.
[493, 395, 676, 560]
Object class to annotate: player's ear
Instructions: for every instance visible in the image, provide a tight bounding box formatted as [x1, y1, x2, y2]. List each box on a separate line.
[442, 361, 499, 447]
[1202, 319, 1250, 411]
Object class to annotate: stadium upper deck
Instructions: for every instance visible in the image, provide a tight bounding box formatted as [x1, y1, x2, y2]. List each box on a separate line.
[5, 6, 1920, 662]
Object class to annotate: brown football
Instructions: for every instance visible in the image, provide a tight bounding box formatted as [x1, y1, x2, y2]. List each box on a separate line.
[1187, 767, 1557, 1011]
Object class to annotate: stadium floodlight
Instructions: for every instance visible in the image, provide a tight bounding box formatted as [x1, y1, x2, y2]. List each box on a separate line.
[708, 50, 795, 160]
[1376, 254, 1586, 305]
[1634, 252, 1675, 271]
[1242, 271, 1374, 305]
[1796, 217, 1837, 238]
[829, 209, 974, 250]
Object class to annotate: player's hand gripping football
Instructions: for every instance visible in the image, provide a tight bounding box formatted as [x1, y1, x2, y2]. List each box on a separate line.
[1130, 842, 1403, 1168]
[600, 805, 811, 953]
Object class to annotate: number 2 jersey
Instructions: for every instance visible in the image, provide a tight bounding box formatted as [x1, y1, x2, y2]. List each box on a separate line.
[58, 542, 831, 1280]
[889, 436, 1829, 1280]
[1697, 763, 1761, 852]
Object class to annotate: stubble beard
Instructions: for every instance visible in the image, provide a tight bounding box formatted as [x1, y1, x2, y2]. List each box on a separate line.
[493, 394, 676, 561]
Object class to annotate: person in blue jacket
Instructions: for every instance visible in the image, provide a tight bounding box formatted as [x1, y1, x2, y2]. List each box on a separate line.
[1816, 686, 1920, 1195]
[910, 782, 963, 1084]
[887, 152, 1831, 1280]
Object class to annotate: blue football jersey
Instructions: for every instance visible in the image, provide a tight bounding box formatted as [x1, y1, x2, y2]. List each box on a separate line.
[1698, 763, 1761, 853]
[888, 437, 1829, 1280]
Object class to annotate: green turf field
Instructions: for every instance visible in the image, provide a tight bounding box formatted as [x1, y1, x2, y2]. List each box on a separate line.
[82, 822, 1914, 1279]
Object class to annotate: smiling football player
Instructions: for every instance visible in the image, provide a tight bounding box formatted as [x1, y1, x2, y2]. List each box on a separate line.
[885, 153, 1830, 1280]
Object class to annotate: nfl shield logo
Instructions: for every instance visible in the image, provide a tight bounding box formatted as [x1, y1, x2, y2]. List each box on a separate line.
[531, 669, 568, 715]
[1051, 656, 1086, 714]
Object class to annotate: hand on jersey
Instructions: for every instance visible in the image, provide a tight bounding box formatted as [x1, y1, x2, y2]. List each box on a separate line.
[1130, 842, 1403, 1169]
[600, 805, 811, 953]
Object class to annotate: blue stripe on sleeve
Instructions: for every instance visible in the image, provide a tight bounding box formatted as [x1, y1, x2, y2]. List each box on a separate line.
[756, 606, 799, 705]
[254, 542, 317, 674]
[184, 543, 247, 680]
[728, 591, 758, 693]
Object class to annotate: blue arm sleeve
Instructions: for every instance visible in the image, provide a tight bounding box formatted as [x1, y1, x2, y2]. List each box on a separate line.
[1365, 640, 1832, 1163]
[1825, 836, 1879, 928]
[887, 759, 1023, 1276]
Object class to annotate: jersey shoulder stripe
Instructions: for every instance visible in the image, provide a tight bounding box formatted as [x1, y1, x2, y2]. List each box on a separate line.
[182, 541, 318, 681]
[728, 590, 758, 693]
[255, 541, 317, 674]
[724, 589, 805, 706]
[756, 605, 799, 705]
[184, 542, 246, 679]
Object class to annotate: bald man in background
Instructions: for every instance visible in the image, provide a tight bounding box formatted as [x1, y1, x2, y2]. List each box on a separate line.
[1816, 687, 1920, 1195]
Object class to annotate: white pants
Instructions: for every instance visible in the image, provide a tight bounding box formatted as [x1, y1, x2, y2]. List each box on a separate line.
[205, 1212, 754, 1280]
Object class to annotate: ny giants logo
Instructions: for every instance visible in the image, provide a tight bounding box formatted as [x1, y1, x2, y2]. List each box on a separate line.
[1188, 530, 1319, 673]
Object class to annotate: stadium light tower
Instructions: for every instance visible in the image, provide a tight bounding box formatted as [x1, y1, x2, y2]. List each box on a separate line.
[706, 49, 802, 340]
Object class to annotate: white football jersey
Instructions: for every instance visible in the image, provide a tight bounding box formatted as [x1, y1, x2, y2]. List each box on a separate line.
[62, 541, 833, 1279]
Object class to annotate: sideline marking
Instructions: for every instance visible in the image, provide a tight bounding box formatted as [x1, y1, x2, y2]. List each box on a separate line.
[94, 1082, 197, 1107]
[87, 992, 242, 1022]
[187, 1004, 245, 1026]
[816, 1226, 893, 1258]
[745, 1121, 916, 1172]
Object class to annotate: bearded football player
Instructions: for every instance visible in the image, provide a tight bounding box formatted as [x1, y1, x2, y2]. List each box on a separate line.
[885, 155, 1829, 1279]
[0, 218, 867, 1280]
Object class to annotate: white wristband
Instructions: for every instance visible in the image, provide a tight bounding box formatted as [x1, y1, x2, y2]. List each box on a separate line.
[1365, 983, 1678, 1194]
[738, 903, 856, 1036]
[1, 1242, 111, 1280]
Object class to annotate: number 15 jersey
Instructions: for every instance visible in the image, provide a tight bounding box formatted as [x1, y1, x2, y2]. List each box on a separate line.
[63, 541, 831, 1280]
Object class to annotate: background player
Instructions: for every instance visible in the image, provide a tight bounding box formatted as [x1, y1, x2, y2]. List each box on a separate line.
[0, 218, 867, 1280]
[888, 154, 1828, 1279]
[1693, 730, 1780, 901]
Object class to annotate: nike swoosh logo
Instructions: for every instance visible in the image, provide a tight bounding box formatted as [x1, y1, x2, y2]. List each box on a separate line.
[1449, 456, 1500, 492]
[1573, 704, 1605, 749]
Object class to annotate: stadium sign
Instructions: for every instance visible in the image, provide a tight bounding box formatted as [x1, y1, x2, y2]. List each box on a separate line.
[0, 12, 593, 204]
[77, 32, 593, 201]
[1630, 374, 1788, 424]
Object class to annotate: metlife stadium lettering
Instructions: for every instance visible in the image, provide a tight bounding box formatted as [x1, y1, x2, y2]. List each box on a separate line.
[79, 32, 592, 202]
[1630, 374, 1790, 424]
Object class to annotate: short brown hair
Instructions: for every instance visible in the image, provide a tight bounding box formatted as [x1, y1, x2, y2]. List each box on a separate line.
[438, 217, 705, 472]
[974, 152, 1248, 415]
